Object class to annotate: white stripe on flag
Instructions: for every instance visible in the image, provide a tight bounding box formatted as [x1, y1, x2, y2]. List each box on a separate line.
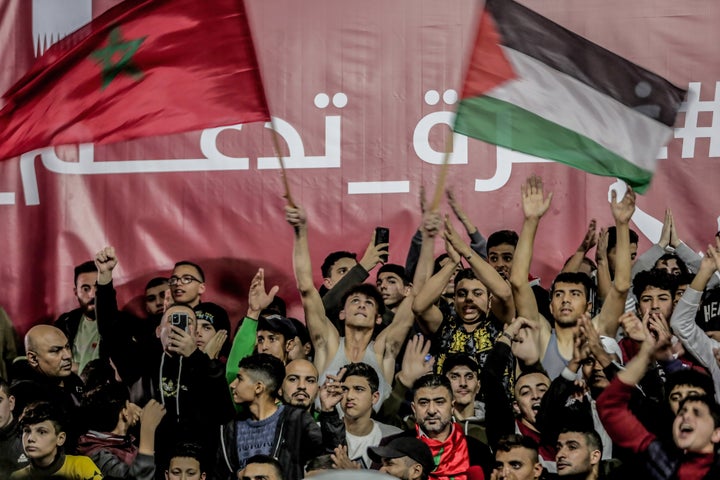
[485, 47, 673, 171]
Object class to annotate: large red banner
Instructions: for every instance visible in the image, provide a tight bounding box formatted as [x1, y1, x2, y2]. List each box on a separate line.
[1, 0, 719, 336]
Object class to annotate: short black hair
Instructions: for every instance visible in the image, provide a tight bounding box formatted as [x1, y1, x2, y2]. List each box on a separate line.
[82, 381, 129, 432]
[675, 272, 695, 288]
[378, 263, 412, 286]
[655, 253, 690, 276]
[19, 401, 66, 433]
[245, 454, 284, 478]
[321, 251, 356, 279]
[551, 272, 594, 300]
[453, 268, 479, 287]
[74, 261, 96, 286]
[496, 434, 539, 462]
[341, 362, 380, 393]
[487, 230, 519, 251]
[145, 277, 168, 291]
[665, 369, 716, 403]
[559, 427, 603, 453]
[412, 374, 453, 399]
[340, 283, 386, 316]
[237, 354, 286, 400]
[606, 226, 639, 252]
[633, 268, 677, 300]
[173, 261, 205, 282]
[514, 369, 551, 394]
[169, 442, 207, 474]
[305, 454, 334, 473]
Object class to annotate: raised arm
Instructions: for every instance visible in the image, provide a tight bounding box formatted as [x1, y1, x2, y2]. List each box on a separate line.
[405, 185, 429, 279]
[444, 215, 514, 324]
[225, 268, 279, 383]
[594, 187, 634, 337]
[597, 319, 668, 454]
[670, 243, 720, 379]
[376, 291, 417, 380]
[667, 209, 719, 288]
[411, 209, 443, 293]
[561, 220, 597, 273]
[447, 188, 487, 259]
[509, 175, 552, 324]
[412, 235, 462, 335]
[286, 204, 339, 374]
[595, 228, 612, 302]
[94, 246, 122, 336]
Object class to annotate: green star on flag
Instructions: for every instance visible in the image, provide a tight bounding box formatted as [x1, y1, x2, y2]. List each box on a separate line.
[0, 0, 270, 162]
[90, 27, 146, 89]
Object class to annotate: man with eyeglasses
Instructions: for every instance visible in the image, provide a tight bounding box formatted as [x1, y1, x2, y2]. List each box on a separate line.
[169, 261, 206, 307]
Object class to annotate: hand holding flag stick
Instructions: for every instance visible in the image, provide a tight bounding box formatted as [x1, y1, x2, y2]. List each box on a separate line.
[268, 119, 296, 208]
[429, 132, 455, 212]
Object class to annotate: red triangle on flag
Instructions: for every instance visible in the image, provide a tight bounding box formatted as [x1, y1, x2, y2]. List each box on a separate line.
[460, 8, 516, 99]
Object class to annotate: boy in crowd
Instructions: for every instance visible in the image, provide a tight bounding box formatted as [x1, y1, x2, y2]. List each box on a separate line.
[11, 401, 102, 479]
[217, 353, 345, 480]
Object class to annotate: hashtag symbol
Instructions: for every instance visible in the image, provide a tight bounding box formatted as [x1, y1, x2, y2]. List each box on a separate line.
[674, 82, 720, 158]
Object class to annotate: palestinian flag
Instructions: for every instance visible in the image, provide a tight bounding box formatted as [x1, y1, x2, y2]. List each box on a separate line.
[454, 0, 686, 193]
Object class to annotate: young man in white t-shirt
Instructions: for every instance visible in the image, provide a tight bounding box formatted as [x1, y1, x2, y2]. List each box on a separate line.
[339, 362, 401, 468]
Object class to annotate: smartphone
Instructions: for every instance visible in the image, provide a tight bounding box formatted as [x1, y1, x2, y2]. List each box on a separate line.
[171, 312, 189, 332]
[375, 227, 390, 263]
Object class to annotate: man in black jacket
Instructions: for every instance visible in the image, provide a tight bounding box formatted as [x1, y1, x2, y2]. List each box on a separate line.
[10, 325, 85, 450]
[217, 353, 345, 480]
[55, 260, 100, 376]
[0, 377, 28, 476]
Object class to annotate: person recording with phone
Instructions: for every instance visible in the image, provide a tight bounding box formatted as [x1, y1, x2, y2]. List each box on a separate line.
[104, 303, 234, 479]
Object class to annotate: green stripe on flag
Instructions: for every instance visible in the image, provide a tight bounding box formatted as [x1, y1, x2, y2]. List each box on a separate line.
[454, 95, 653, 193]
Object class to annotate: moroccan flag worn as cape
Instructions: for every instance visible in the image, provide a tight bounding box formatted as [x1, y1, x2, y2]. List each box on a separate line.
[0, 0, 270, 161]
[453, 0, 686, 193]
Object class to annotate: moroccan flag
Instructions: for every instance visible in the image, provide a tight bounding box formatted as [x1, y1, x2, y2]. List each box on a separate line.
[0, 0, 270, 161]
[454, 0, 686, 193]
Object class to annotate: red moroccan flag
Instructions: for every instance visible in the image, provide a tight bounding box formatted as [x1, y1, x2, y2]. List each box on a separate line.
[0, 0, 270, 161]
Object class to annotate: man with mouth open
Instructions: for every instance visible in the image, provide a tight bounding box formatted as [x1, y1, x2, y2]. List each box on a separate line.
[412, 214, 515, 376]
[598, 318, 720, 479]
[286, 204, 416, 411]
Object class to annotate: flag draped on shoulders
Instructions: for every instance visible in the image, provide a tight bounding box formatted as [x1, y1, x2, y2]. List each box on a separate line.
[0, 0, 270, 161]
[453, 0, 686, 193]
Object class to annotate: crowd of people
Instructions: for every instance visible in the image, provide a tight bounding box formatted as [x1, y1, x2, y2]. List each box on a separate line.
[2, 174, 720, 480]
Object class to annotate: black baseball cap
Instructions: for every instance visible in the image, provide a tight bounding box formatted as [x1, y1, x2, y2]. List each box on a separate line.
[441, 353, 479, 375]
[258, 314, 297, 340]
[368, 437, 435, 475]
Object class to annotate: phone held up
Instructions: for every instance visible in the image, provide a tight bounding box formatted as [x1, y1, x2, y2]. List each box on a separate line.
[375, 227, 390, 263]
[171, 312, 189, 332]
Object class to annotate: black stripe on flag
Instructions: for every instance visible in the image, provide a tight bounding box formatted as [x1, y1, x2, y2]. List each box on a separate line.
[486, 0, 686, 127]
